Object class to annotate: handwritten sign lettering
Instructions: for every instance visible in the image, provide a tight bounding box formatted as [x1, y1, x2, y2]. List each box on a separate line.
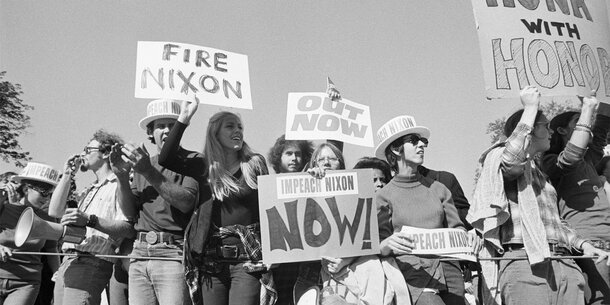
[259, 170, 379, 264]
[285, 93, 374, 147]
[471, 0, 610, 101]
[135, 41, 252, 109]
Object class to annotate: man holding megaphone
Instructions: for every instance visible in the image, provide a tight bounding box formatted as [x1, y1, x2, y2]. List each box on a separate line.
[48, 130, 135, 305]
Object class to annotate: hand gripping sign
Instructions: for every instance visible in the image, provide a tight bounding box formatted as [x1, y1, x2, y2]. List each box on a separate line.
[285, 93, 374, 147]
[258, 169, 380, 265]
[135, 41, 252, 109]
[401, 226, 476, 262]
[471, 0, 610, 102]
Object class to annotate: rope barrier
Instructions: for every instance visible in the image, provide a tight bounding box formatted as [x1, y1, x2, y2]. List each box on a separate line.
[10, 251, 601, 262]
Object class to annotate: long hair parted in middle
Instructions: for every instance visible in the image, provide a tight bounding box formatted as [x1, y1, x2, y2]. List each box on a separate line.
[204, 111, 268, 200]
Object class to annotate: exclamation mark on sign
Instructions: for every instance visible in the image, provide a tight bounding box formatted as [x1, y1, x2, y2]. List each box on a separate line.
[361, 198, 372, 250]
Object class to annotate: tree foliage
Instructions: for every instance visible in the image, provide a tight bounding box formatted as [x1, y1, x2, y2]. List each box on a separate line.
[485, 100, 578, 144]
[0, 71, 33, 167]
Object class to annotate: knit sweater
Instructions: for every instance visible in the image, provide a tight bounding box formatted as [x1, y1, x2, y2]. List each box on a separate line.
[376, 172, 464, 303]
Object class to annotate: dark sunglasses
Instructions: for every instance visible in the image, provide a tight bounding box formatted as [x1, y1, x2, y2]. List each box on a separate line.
[401, 134, 429, 146]
[24, 182, 53, 197]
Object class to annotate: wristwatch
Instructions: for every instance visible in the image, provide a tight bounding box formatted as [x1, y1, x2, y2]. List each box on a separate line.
[86, 214, 98, 228]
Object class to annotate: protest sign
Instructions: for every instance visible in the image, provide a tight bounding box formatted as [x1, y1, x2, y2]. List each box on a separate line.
[401, 226, 476, 262]
[135, 41, 252, 109]
[471, 1, 610, 101]
[258, 169, 379, 264]
[285, 93, 374, 147]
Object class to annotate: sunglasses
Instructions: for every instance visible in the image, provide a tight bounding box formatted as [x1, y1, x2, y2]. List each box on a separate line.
[24, 182, 53, 197]
[401, 135, 429, 146]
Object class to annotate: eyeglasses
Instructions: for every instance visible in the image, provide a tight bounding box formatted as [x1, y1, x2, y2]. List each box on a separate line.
[83, 146, 101, 154]
[317, 156, 339, 164]
[401, 135, 429, 146]
[24, 182, 53, 197]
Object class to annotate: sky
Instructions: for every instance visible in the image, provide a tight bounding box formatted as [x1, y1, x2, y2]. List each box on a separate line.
[1, 1, 609, 199]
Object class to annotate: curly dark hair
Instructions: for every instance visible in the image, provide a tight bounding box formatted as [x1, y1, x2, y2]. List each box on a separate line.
[268, 135, 314, 173]
[90, 129, 124, 154]
[353, 157, 392, 182]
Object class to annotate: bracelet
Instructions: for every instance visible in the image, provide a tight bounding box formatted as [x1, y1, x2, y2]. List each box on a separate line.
[574, 126, 592, 133]
[575, 123, 592, 129]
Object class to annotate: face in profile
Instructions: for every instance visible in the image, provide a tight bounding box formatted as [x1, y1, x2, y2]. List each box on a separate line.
[315, 146, 340, 171]
[399, 134, 427, 165]
[217, 116, 244, 152]
[280, 144, 302, 173]
[80, 140, 104, 172]
[531, 115, 552, 153]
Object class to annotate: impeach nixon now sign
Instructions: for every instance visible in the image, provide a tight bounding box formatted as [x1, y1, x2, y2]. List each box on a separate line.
[471, 0, 610, 101]
[285, 93, 374, 147]
[135, 41, 252, 109]
[258, 170, 379, 264]
[401, 226, 476, 262]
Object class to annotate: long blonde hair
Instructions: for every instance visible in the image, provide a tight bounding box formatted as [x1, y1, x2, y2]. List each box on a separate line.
[204, 111, 268, 201]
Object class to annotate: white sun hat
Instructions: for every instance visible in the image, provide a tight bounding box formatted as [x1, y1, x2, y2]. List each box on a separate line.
[12, 162, 61, 186]
[138, 99, 181, 130]
[374, 115, 431, 160]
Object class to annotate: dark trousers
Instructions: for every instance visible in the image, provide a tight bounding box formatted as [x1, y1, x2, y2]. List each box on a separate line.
[576, 257, 610, 305]
[440, 261, 466, 305]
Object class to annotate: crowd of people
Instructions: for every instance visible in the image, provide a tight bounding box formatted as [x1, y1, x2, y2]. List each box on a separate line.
[1, 84, 610, 305]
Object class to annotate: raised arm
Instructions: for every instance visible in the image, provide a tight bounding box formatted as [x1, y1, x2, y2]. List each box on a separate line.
[501, 86, 540, 180]
[158, 99, 206, 177]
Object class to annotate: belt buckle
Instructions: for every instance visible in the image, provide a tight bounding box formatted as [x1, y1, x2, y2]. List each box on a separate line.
[145, 232, 158, 244]
[221, 245, 239, 259]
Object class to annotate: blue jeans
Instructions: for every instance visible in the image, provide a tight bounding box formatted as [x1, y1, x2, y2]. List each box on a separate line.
[499, 249, 585, 305]
[202, 262, 261, 305]
[53, 256, 114, 305]
[440, 261, 465, 305]
[128, 240, 189, 305]
[0, 278, 40, 305]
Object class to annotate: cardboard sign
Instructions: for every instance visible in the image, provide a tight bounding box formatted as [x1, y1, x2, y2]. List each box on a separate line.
[135, 41, 252, 109]
[401, 226, 476, 262]
[471, 1, 610, 101]
[285, 93, 374, 147]
[258, 169, 380, 264]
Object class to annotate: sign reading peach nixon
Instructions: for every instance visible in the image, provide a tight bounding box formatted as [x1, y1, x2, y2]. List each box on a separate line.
[285, 93, 374, 147]
[401, 226, 476, 262]
[135, 41, 252, 109]
[471, 0, 610, 101]
[258, 169, 379, 264]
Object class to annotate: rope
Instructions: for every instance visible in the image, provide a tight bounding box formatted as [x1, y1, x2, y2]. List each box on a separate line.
[10, 251, 601, 262]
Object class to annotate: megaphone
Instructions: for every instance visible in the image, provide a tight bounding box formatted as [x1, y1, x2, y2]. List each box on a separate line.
[14, 207, 86, 247]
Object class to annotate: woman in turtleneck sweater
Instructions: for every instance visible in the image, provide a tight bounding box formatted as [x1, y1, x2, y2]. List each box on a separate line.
[374, 116, 465, 305]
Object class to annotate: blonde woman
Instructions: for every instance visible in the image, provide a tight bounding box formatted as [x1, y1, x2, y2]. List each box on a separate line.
[159, 100, 270, 305]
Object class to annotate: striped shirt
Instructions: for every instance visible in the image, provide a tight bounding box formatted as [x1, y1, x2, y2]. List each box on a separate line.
[500, 123, 585, 250]
[62, 173, 128, 261]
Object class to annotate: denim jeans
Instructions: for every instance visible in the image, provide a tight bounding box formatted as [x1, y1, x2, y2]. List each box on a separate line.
[53, 256, 114, 305]
[128, 240, 189, 305]
[0, 278, 40, 305]
[107, 261, 129, 305]
[499, 249, 585, 305]
[202, 262, 261, 305]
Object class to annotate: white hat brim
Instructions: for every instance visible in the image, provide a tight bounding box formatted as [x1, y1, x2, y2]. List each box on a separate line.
[138, 114, 179, 130]
[12, 175, 58, 187]
[374, 126, 430, 160]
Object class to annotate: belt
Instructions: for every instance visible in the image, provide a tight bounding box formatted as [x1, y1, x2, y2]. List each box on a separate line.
[137, 232, 183, 245]
[589, 240, 610, 251]
[205, 244, 249, 260]
[503, 243, 569, 255]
